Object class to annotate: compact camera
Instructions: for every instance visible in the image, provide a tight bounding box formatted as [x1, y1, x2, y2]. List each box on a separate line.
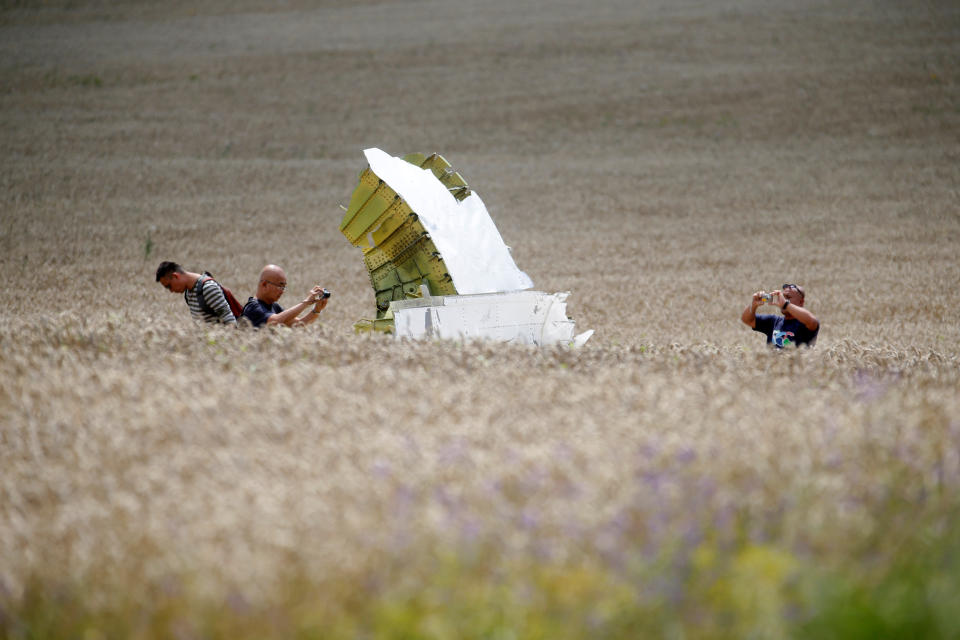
[759, 292, 778, 305]
[321, 288, 331, 299]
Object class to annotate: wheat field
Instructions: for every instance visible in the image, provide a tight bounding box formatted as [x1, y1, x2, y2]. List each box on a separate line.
[2, 1, 959, 638]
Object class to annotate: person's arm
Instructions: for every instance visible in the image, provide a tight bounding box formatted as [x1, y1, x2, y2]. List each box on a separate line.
[202, 280, 237, 325]
[777, 293, 819, 331]
[292, 295, 328, 328]
[266, 300, 312, 327]
[266, 286, 325, 327]
[741, 291, 764, 329]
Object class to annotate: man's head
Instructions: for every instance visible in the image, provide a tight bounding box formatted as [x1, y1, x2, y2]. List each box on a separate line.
[782, 283, 805, 316]
[256, 264, 287, 305]
[156, 261, 190, 294]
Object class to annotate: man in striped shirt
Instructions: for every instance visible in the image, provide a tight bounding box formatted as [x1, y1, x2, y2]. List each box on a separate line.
[156, 261, 237, 325]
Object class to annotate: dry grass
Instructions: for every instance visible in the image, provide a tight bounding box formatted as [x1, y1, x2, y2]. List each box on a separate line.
[2, 0, 959, 637]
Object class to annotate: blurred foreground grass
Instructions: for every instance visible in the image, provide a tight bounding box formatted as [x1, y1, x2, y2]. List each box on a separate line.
[2, 316, 959, 639]
[8, 516, 960, 639]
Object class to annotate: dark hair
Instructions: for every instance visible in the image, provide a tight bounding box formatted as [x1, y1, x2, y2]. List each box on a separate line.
[156, 261, 184, 282]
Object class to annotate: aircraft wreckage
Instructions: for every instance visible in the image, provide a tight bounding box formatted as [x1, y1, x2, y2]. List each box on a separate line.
[339, 148, 592, 346]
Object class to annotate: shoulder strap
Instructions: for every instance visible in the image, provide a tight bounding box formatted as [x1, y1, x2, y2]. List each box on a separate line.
[194, 275, 216, 316]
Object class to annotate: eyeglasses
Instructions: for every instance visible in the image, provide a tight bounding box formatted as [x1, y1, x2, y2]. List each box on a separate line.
[782, 283, 804, 298]
[264, 280, 287, 290]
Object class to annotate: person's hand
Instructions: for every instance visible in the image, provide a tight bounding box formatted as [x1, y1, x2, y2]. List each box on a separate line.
[773, 289, 786, 308]
[308, 285, 329, 313]
[303, 285, 324, 304]
[752, 291, 764, 310]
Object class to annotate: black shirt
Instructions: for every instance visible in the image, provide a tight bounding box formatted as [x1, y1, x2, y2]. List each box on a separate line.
[753, 314, 819, 348]
[242, 297, 283, 328]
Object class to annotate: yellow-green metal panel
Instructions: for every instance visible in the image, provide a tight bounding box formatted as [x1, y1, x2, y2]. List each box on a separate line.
[341, 183, 399, 246]
[340, 151, 472, 330]
[339, 169, 380, 233]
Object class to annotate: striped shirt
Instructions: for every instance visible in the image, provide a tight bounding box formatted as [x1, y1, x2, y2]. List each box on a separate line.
[185, 277, 236, 325]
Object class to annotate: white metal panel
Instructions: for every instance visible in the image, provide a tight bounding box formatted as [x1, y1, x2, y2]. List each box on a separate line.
[364, 148, 533, 295]
[391, 290, 591, 347]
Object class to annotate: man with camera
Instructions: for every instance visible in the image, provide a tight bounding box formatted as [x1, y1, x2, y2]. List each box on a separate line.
[242, 264, 330, 328]
[741, 283, 819, 348]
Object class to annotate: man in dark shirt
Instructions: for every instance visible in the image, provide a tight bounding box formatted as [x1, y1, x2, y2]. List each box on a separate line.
[242, 264, 329, 328]
[741, 283, 819, 348]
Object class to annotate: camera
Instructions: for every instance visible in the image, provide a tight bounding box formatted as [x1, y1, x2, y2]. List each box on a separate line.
[321, 288, 331, 299]
[759, 292, 778, 305]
